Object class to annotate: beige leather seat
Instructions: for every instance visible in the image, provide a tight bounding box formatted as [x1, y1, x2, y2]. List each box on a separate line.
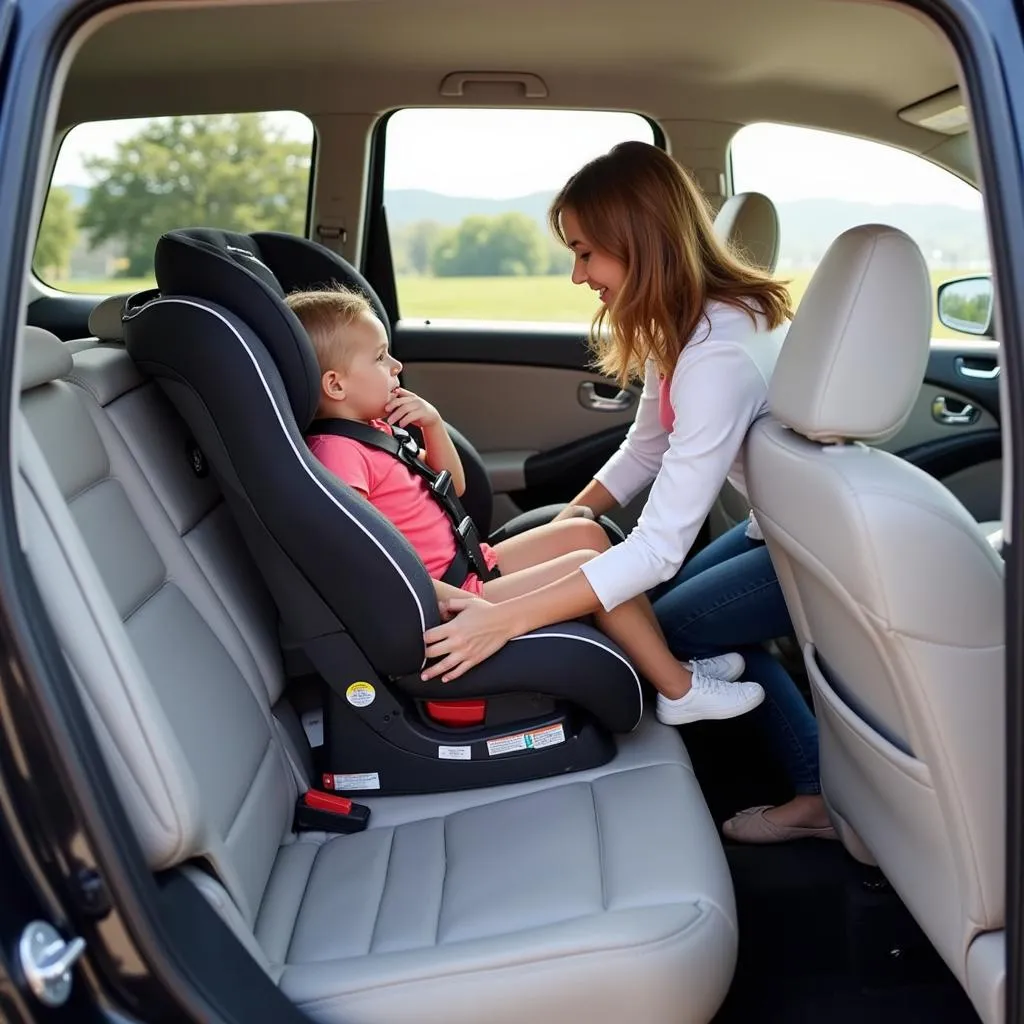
[16, 326, 739, 1024]
[714, 191, 780, 272]
[745, 224, 1005, 1023]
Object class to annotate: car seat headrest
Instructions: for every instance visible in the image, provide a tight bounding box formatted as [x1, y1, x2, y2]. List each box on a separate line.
[155, 228, 323, 428]
[714, 191, 781, 273]
[768, 224, 931, 444]
[249, 231, 392, 341]
[88, 292, 131, 341]
[21, 326, 72, 391]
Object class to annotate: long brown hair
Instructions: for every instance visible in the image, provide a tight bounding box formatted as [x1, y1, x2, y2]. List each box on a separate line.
[550, 141, 792, 386]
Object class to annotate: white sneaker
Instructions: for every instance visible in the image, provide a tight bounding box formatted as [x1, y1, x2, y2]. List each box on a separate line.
[656, 671, 765, 726]
[686, 652, 745, 682]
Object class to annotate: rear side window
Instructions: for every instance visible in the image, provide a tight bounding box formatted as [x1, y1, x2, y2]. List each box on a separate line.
[34, 111, 315, 294]
[380, 108, 656, 323]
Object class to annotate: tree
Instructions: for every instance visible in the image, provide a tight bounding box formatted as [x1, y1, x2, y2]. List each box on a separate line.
[34, 187, 78, 280]
[432, 212, 547, 277]
[406, 220, 444, 275]
[80, 114, 312, 277]
[390, 219, 444, 275]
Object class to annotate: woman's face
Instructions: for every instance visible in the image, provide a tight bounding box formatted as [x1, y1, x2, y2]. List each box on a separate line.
[560, 207, 627, 306]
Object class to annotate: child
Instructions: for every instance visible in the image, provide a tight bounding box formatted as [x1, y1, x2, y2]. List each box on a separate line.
[287, 286, 763, 725]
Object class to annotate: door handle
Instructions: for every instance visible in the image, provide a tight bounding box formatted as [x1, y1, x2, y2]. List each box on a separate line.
[932, 395, 981, 426]
[955, 355, 1000, 380]
[578, 381, 635, 413]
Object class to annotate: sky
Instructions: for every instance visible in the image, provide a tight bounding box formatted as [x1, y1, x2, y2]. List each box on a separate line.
[51, 108, 983, 210]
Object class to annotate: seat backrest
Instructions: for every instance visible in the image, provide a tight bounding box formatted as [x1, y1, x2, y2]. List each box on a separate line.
[247, 232, 494, 534]
[714, 191, 780, 272]
[124, 228, 439, 680]
[17, 326, 297, 928]
[745, 224, 1005, 998]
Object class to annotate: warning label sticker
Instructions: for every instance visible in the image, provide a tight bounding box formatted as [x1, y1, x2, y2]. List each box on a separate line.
[330, 772, 380, 791]
[486, 723, 565, 757]
[345, 681, 376, 708]
[438, 745, 472, 761]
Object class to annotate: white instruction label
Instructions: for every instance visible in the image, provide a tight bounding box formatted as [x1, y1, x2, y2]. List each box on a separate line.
[486, 723, 565, 757]
[331, 772, 380, 791]
[438, 745, 472, 761]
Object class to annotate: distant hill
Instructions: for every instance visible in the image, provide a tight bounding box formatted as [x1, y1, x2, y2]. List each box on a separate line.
[384, 188, 989, 269]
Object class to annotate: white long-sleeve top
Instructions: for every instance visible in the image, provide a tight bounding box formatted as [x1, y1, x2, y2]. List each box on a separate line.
[580, 301, 787, 611]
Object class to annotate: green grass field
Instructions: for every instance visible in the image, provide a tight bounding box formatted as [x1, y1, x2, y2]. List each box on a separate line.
[59, 269, 977, 340]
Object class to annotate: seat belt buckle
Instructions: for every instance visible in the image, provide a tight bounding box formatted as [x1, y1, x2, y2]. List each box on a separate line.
[294, 789, 371, 834]
[430, 468, 455, 500]
[455, 516, 491, 577]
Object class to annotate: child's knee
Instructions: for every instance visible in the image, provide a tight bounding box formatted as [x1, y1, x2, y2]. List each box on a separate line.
[564, 517, 610, 552]
[570, 548, 602, 568]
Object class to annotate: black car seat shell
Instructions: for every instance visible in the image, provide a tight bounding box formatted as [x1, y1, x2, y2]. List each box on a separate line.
[123, 228, 643, 797]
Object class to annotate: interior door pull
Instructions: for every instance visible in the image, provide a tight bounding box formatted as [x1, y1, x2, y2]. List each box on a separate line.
[578, 382, 634, 412]
[954, 355, 1000, 380]
[932, 395, 981, 426]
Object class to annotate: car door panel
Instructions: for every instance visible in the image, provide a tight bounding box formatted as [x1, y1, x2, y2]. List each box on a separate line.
[394, 322, 640, 526]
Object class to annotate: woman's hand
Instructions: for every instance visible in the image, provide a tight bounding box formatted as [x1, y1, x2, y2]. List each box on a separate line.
[385, 388, 441, 429]
[422, 597, 517, 682]
[553, 504, 596, 522]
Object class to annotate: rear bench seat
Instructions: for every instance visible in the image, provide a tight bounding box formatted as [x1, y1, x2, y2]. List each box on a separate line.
[16, 325, 738, 1024]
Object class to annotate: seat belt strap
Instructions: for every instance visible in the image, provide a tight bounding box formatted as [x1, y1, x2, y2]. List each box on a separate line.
[306, 418, 498, 585]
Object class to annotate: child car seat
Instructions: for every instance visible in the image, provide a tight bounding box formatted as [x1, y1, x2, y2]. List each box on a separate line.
[123, 228, 644, 798]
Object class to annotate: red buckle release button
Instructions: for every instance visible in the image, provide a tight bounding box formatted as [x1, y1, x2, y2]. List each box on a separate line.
[304, 790, 353, 815]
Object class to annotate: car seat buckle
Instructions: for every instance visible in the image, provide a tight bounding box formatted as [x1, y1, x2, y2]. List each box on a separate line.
[295, 789, 371, 834]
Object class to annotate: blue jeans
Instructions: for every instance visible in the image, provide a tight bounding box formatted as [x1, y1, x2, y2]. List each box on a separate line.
[652, 522, 821, 796]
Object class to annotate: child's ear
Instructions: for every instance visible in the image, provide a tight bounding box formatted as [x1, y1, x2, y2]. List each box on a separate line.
[321, 369, 345, 401]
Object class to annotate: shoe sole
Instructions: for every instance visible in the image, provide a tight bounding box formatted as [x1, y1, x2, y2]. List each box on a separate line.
[656, 687, 765, 727]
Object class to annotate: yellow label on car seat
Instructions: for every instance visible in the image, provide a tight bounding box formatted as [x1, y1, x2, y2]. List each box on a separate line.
[345, 681, 376, 708]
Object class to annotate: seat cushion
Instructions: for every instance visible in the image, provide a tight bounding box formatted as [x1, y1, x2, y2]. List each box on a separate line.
[256, 716, 736, 1024]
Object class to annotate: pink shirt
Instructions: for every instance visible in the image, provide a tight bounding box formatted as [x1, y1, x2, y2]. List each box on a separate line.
[658, 374, 674, 432]
[308, 419, 496, 595]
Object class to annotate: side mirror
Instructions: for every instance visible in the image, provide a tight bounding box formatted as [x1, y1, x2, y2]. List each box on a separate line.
[936, 275, 994, 337]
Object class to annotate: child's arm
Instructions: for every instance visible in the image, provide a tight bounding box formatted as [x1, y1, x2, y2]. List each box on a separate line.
[385, 388, 467, 496]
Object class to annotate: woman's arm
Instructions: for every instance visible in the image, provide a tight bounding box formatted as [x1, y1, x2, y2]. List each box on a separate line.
[422, 569, 599, 681]
[552, 479, 618, 520]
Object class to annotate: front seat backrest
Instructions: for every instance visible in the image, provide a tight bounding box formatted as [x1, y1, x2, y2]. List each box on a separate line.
[745, 224, 1004, 1018]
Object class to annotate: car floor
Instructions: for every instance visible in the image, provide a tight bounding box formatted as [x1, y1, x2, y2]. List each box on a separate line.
[680, 686, 982, 1023]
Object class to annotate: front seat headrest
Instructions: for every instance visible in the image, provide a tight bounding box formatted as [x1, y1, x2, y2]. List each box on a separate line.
[768, 223, 931, 445]
[714, 191, 780, 273]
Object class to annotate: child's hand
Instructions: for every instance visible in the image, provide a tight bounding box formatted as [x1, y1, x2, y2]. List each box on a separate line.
[385, 388, 441, 429]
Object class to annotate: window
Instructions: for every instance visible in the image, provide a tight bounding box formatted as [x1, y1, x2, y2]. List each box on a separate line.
[381, 108, 656, 323]
[730, 123, 988, 338]
[34, 111, 315, 294]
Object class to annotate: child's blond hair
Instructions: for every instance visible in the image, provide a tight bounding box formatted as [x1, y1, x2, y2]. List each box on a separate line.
[285, 286, 375, 370]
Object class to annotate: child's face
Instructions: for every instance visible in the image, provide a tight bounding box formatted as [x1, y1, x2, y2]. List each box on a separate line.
[322, 312, 402, 421]
[560, 207, 627, 306]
